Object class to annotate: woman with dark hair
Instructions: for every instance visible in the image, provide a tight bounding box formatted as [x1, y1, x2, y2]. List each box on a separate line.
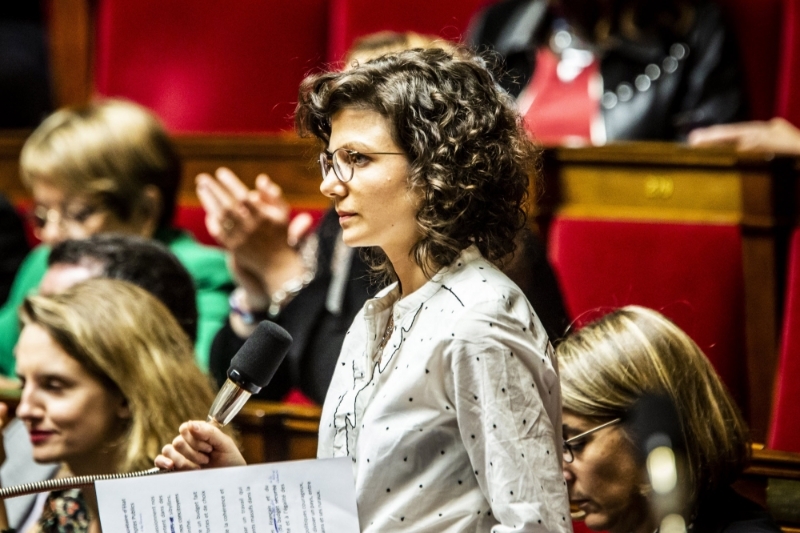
[157, 47, 571, 532]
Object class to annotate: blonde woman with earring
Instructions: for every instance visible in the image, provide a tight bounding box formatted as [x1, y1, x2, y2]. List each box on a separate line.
[0, 279, 226, 533]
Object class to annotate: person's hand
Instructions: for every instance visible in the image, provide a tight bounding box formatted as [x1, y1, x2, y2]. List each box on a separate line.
[287, 212, 315, 248]
[228, 257, 270, 308]
[197, 168, 294, 273]
[688, 118, 800, 155]
[196, 168, 309, 297]
[155, 421, 246, 471]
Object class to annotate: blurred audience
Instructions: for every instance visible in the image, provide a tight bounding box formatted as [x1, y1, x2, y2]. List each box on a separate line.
[468, 0, 745, 144]
[0, 99, 233, 377]
[207, 33, 568, 404]
[0, 279, 222, 532]
[0, 195, 28, 305]
[689, 117, 800, 155]
[557, 306, 779, 533]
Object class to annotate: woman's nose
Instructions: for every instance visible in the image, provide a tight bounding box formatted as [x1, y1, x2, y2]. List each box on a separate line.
[37, 217, 67, 245]
[562, 461, 576, 483]
[320, 167, 345, 199]
[16, 385, 42, 421]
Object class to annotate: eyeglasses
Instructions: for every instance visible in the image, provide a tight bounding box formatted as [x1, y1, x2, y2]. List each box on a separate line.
[563, 417, 622, 464]
[319, 148, 405, 183]
[28, 203, 106, 232]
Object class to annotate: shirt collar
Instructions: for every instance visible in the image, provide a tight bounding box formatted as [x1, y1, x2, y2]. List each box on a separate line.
[366, 245, 482, 320]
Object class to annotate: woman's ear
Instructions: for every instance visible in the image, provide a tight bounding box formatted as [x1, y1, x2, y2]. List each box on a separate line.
[116, 396, 132, 420]
[135, 185, 163, 237]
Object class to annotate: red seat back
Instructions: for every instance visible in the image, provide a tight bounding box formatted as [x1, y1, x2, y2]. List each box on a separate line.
[548, 217, 748, 411]
[327, 0, 487, 62]
[768, 228, 800, 452]
[95, 0, 328, 132]
[775, 0, 800, 126]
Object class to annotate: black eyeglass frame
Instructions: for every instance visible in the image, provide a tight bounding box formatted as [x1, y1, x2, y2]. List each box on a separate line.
[563, 417, 622, 464]
[319, 148, 405, 183]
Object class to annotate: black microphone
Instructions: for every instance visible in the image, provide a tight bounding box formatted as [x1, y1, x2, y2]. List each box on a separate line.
[626, 393, 687, 533]
[207, 320, 293, 427]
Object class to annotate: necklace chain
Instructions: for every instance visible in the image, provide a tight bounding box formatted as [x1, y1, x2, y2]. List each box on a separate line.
[375, 314, 395, 358]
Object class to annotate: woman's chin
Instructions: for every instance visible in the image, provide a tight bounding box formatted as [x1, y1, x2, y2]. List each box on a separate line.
[583, 512, 613, 532]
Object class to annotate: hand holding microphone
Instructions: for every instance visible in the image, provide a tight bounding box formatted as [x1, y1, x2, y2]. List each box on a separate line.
[0, 321, 292, 499]
[156, 320, 293, 471]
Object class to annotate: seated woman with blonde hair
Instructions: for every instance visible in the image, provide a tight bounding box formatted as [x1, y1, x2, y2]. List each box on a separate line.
[0, 278, 224, 533]
[0, 99, 233, 377]
[558, 306, 779, 533]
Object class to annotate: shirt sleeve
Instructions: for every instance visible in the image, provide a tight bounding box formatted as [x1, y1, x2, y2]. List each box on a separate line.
[447, 295, 571, 533]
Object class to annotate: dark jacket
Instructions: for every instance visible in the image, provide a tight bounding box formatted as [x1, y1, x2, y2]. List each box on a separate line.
[692, 486, 781, 533]
[210, 209, 378, 404]
[468, 0, 746, 140]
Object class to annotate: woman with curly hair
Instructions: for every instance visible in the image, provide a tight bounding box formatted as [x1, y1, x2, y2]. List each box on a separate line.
[157, 47, 571, 533]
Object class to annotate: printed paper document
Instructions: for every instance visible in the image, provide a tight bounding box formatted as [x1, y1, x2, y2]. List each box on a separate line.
[95, 458, 359, 533]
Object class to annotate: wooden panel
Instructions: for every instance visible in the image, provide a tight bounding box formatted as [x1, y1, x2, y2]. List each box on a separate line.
[0, 133, 29, 202]
[0, 133, 328, 211]
[556, 165, 743, 223]
[233, 400, 322, 463]
[174, 134, 327, 211]
[47, 0, 94, 108]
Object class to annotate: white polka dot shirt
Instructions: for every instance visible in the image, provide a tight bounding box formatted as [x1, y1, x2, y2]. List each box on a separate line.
[318, 246, 572, 532]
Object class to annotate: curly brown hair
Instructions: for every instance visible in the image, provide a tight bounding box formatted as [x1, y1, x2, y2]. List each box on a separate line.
[296, 47, 538, 278]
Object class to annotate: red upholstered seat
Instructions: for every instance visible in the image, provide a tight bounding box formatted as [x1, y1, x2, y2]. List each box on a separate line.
[94, 0, 328, 132]
[172, 204, 216, 246]
[327, 0, 487, 62]
[775, 0, 800, 126]
[768, 228, 800, 452]
[572, 521, 597, 533]
[547, 217, 748, 411]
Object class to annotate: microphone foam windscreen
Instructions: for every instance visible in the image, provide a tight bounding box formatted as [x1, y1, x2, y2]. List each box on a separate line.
[228, 321, 293, 389]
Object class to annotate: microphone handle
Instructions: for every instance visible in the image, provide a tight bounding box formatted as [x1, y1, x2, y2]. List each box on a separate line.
[207, 379, 253, 427]
[0, 467, 162, 499]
